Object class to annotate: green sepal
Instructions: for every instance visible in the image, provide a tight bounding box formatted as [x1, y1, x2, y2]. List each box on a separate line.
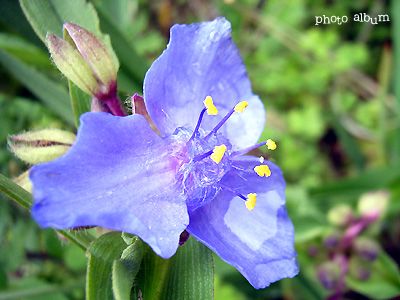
[46, 33, 98, 96]
[63, 23, 117, 89]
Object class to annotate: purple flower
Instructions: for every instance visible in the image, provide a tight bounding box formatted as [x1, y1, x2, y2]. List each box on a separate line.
[30, 18, 298, 289]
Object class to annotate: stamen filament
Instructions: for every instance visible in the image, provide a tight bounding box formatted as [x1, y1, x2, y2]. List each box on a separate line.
[216, 183, 247, 201]
[192, 149, 213, 163]
[231, 139, 276, 157]
[217, 184, 257, 211]
[205, 108, 235, 139]
[231, 141, 269, 157]
[188, 108, 207, 142]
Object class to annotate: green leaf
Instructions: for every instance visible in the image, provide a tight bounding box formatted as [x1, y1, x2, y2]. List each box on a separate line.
[133, 236, 214, 300]
[112, 237, 143, 300]
[308, 163, 400, 200]
[132, 244, 170, 300]
[19, 0, 118, 69]
[392, 0, 400, 163]
[0, 33, 50, 67]
[0, 48, 74, 125]
[163, 236, 214, 300]
[346, 252, 400, 300]
[68, 81, 91, 127]
[85, 232, 131, 300]
[331, 116, 366, 170]
[0, 277, 84, 300]
[95, 5, 148, 89]
[0, 0, 44, 48]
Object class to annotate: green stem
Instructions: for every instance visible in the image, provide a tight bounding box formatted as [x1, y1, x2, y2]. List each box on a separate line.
[57, 229, 94, 251]
[0, 173, 94, 250]
[0, 173, 32, 209]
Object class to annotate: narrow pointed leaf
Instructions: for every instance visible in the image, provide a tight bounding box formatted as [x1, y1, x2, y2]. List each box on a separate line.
[0, 48, 74, 125]
[308, 164, 400, 199]
[95, 5, 148, 87]
[19, 0, 118, 69]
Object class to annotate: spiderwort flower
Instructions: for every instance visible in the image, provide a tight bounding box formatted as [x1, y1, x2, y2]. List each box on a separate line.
[30, 18, 298, 289]
[46, 23, 126, 116]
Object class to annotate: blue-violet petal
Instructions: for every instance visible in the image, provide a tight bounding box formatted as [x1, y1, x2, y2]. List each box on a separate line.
[186, 157, 298, 289]
[144, 17, 265, 149]
[30, 112, 189, 259]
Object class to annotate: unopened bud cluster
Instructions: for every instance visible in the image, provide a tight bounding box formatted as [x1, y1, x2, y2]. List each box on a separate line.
[310, 191, 389, 296]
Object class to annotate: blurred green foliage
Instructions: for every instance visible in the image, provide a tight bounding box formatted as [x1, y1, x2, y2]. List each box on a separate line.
[0, 0, 399, 299]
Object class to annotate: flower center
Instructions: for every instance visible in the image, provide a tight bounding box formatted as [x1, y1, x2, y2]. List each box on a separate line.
[172, 96, 276, 211]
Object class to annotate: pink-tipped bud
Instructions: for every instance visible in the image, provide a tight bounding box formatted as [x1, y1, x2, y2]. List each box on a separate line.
[323, 231, 342, 249]
[327, 204, 354, 227]
[353, 237, 380, 262]
[46, 23, 118, 100]
[317, 261, 341, 290]
[358, 190, 389, 220]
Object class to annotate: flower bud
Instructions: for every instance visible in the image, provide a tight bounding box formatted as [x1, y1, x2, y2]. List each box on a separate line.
[46, 23, 117, 100]
[348, 257, 371, 281]
[323, 231, 342, 249]
[179, 230, 190, 245]
[327, 204, 354, 227]
[358, 190, 389, 219]
[353, 237, 380, 262]
[307, 245, 319, 258]
[8, 129, 75, 164]
[316, 261, 341, 290]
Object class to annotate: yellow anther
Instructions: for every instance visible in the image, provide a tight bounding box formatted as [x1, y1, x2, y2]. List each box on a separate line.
[254, 165, 271, 177]
[245, 193, 257, 211]
[234, 101, 248, 113]
[210, 144, 227, 163]
[203, 96, 218, 115]
[266, 139, 276, 150]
